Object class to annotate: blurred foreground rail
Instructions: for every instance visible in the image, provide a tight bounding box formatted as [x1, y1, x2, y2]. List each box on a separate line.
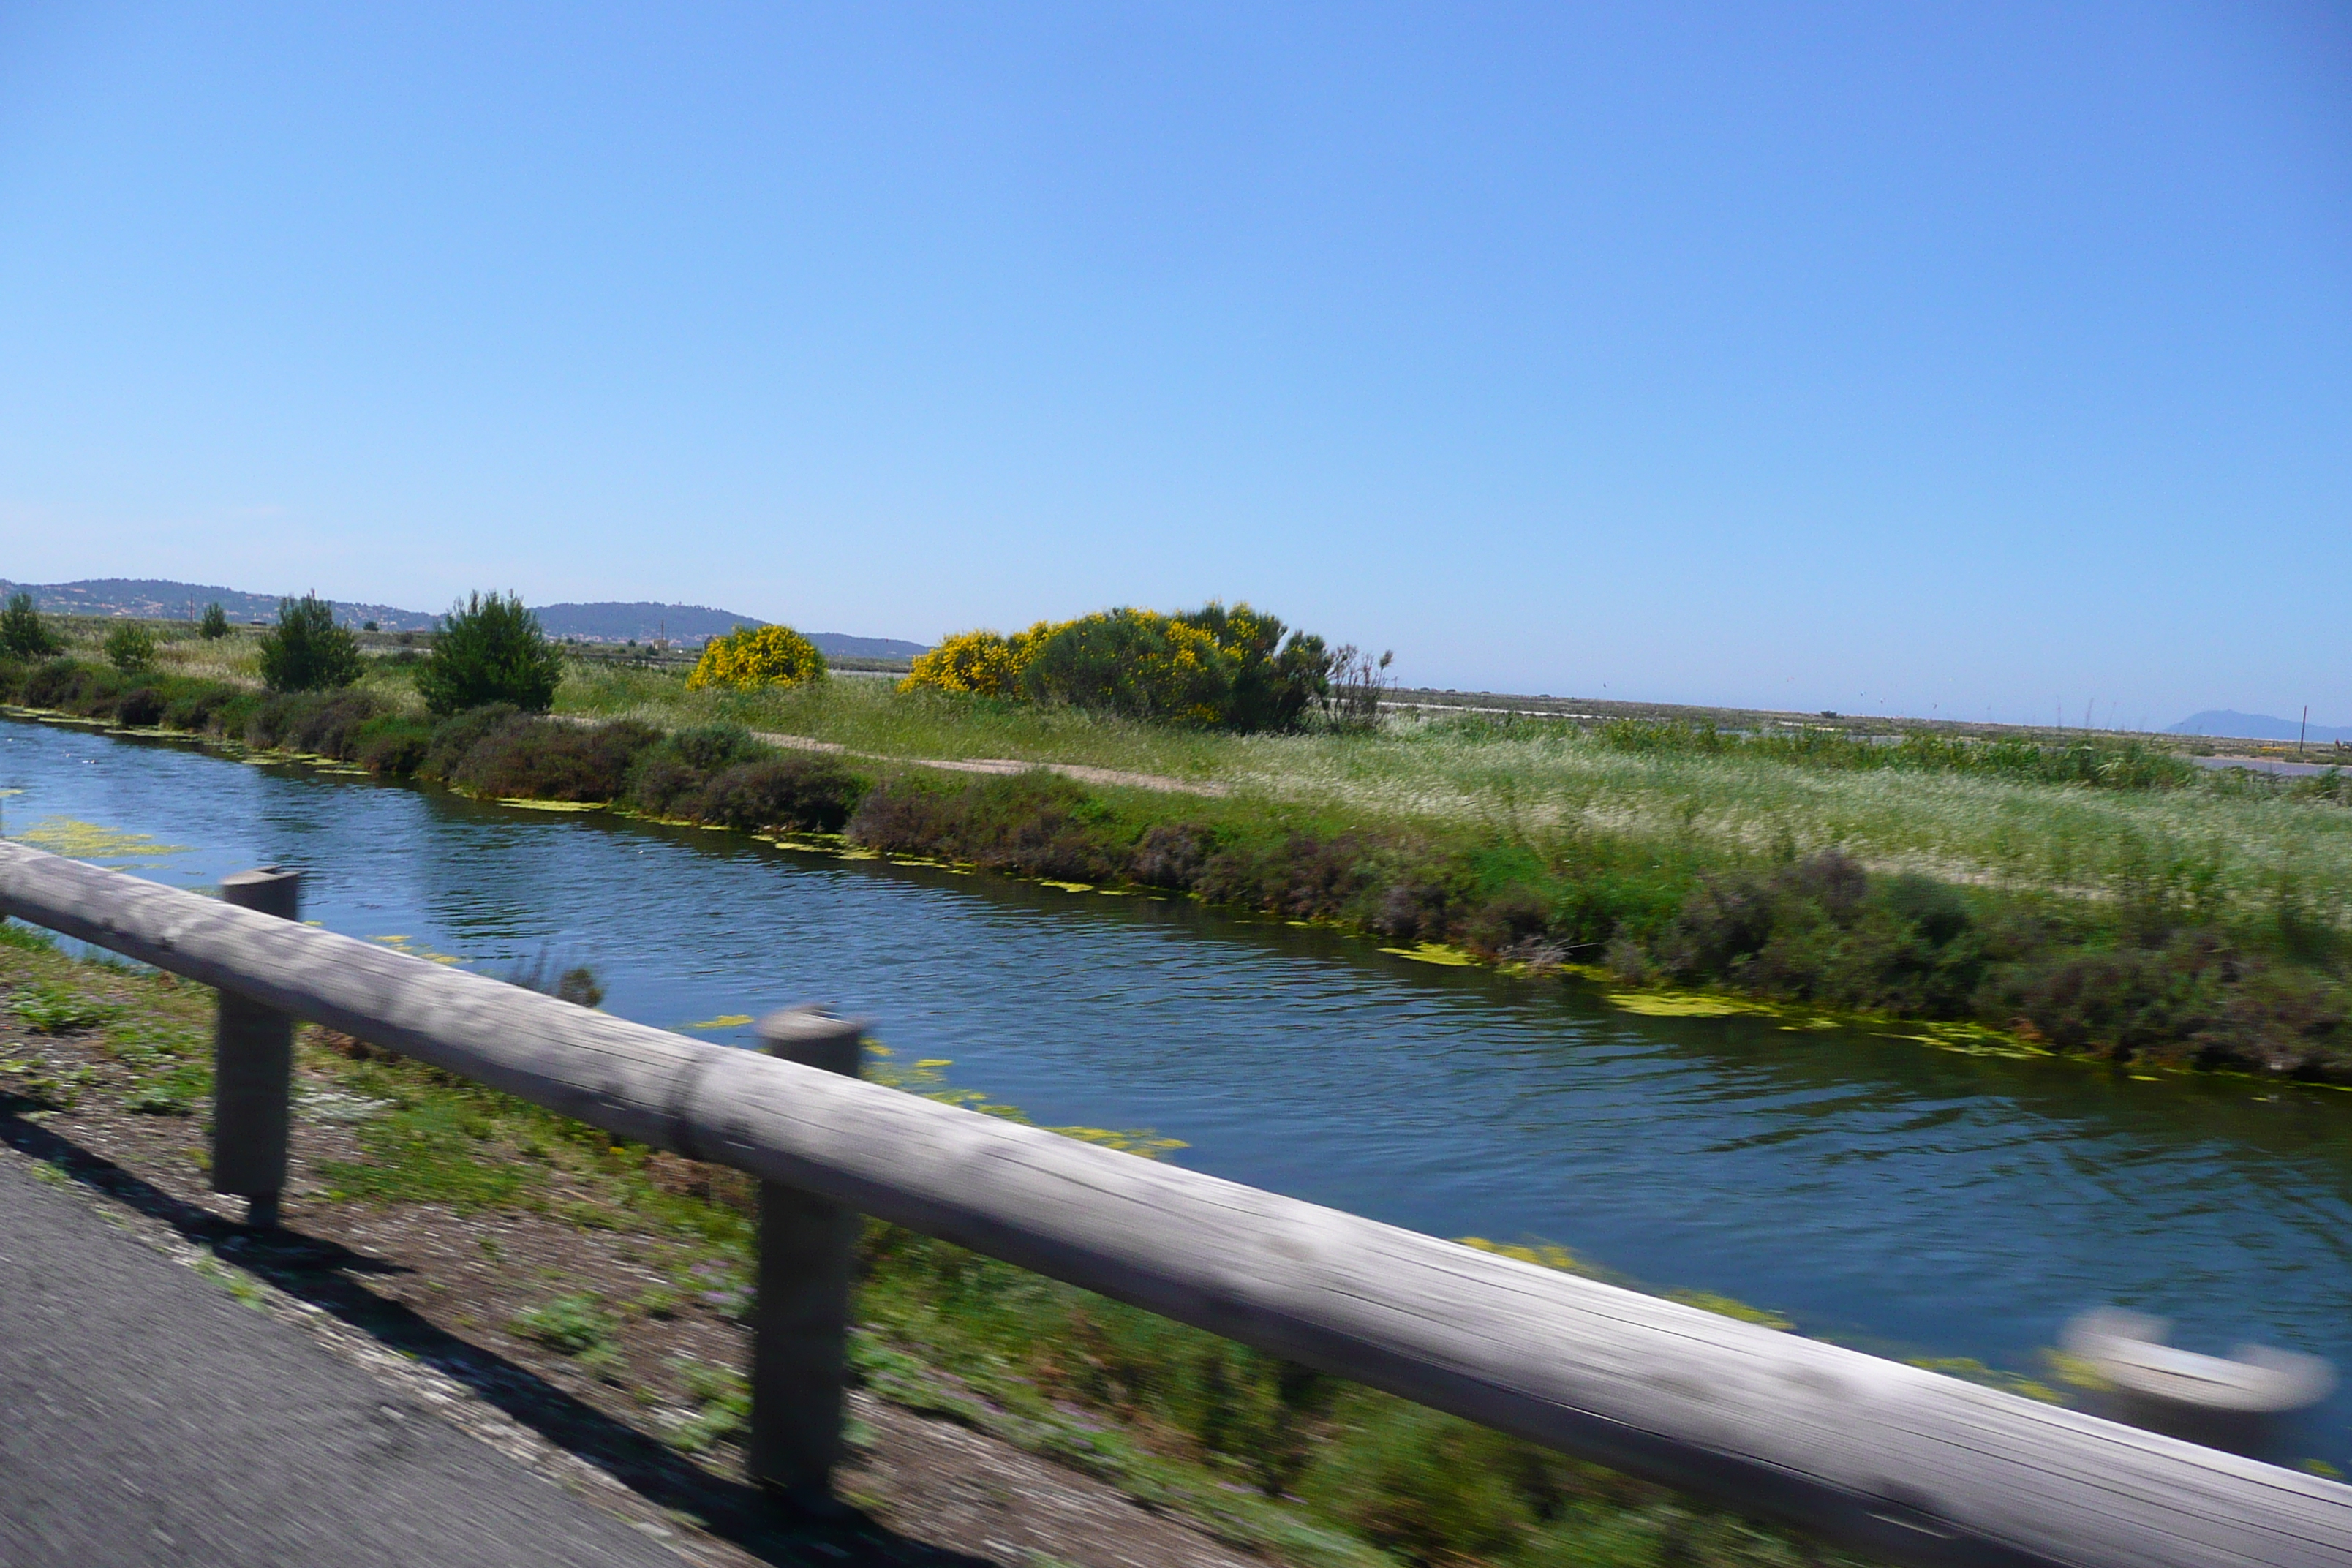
[3, 838, 2346, 1568]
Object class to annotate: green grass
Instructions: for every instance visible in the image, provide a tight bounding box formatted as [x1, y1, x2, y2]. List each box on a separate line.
[554, 664, 2352, 926]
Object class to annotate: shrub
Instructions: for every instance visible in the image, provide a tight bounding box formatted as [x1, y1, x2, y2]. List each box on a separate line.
[667, 723, 766, 774]
[685, 625, 825, 691]
[116, 687, 166, 727]
[103, 622, 157, 673]
[848, 772, 1121, 881]
[902, 603, 1335, 731]
[163, 685, 237, 731]
[898, 626, 1047, 698]
[625, 755, 704, 816]
[199, 601, 230, 638]
[240, 691, 378, 754]
[446, 716, 662, 802]
[414, 592, 566, 716]
[354, 715, 433, 776]
[1022, 608, 1234, 724]
[257, 593, 362, 693]
[421, 704, 522, 780]
[1, 592, 61, 657]
[688, 755, 866, 832]
[1175, 602, 1330, 732]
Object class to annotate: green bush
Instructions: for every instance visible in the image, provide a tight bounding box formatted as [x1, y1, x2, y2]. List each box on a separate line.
[688, 755, 867, 832]
[103, 622, 157, 672]
[415, 592, 565, 716]
[116, 687, 166, 726]
[257, 594, 362, 693]
[445, 715, 663, 802]
[1, 592, 61, 658]
[1022, 608, 1237, 724]
[198, 601, 230, 639]
[353, 714, 434, 775]
[1177, 603, 1331, 732]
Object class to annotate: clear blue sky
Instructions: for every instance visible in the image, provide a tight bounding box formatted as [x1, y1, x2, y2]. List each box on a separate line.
[3, 3, 2345, 728]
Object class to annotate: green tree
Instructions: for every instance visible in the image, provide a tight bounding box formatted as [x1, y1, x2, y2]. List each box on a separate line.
[0, 592, 61, 657]
[198, 601, 230, 639]
[257, 593, 362, 693]
[415, 592, 565, 715]
[103, 622, 157, 672]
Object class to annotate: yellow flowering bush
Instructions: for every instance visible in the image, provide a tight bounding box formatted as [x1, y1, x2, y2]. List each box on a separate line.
[897, 603, 1334, 731]
[685, 625, 826, 691]
[898, 623, 1054, 698]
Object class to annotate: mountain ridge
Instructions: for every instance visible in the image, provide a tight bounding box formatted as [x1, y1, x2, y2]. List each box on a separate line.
[0, 579, 925, 657]
[2168, 709, 2351, 745]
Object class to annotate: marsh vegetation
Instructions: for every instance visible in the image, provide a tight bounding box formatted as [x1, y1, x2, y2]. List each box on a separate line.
[3, 603, 2348, 1080]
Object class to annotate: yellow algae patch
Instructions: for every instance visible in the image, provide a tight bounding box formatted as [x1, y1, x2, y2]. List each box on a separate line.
[1037, 879, 1093, 893]
[495, 798, 604, 813]
[1379, 943, 1477, 967]
[1666, 1289, 1793, 1331]
[864, 1049, 1184, 1159]
[13, 817, 191, 864]
[682, 1014, 755, 1030]
[1907, 1357, 2065, 1403]
[1606, 992, 1764, 1019]
[1459, 1237, 1592, 1275]
[369, 934, 465, 965]
[1046, 1125, 1189, 1158]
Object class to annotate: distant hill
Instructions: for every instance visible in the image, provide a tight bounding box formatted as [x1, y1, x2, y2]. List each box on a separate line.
[530, 601, 761, 642]
[2169, 709, 2351, 745]
[528, 602, 926, 657]
[0, 578, 437, 630]
[0, 580, 927, 657]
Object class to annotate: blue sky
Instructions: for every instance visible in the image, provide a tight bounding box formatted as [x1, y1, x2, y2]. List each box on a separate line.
[2, 3, 2345, 727]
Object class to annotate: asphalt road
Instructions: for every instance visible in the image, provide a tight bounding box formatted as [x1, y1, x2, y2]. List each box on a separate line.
[0, 1156, 681, 1568]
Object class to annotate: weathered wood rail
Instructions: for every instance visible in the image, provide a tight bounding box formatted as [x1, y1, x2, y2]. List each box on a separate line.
[1, 838, 2345, 1568]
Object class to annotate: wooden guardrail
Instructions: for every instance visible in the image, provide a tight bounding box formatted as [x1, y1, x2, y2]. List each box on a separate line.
[2, 838, 2346, 1568]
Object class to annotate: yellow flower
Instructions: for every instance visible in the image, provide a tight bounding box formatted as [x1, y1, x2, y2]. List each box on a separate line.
[686, 625, 826, 690]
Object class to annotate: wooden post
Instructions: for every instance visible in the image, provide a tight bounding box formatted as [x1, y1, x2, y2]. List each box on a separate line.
[211, 867, 300, 1228]
[750, 1003, 867, 1507]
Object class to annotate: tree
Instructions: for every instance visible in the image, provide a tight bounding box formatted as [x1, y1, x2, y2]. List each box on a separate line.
[1, 592, 61, 657]
[104, 622, 156, 672]
[415, 592, 566, 715]
[257, 593, 362, 693]
[198, 602, 230, 639]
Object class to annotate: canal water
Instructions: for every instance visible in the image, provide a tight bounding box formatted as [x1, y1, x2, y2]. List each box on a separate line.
[6, 716, 2349, 1466]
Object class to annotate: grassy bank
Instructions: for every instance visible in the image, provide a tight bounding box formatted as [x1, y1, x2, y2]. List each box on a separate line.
[5, 632, 2350, 1082]
[0, 927, 1839, 1568]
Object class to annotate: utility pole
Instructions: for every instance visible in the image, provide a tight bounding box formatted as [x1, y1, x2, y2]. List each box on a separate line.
[2300, 706, 2309, 758]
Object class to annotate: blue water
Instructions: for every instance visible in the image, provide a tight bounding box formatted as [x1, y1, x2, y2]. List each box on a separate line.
[7, 716, 2350, 1464]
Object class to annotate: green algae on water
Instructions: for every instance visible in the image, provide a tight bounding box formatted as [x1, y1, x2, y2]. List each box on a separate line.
[12, 816, 191, 866]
